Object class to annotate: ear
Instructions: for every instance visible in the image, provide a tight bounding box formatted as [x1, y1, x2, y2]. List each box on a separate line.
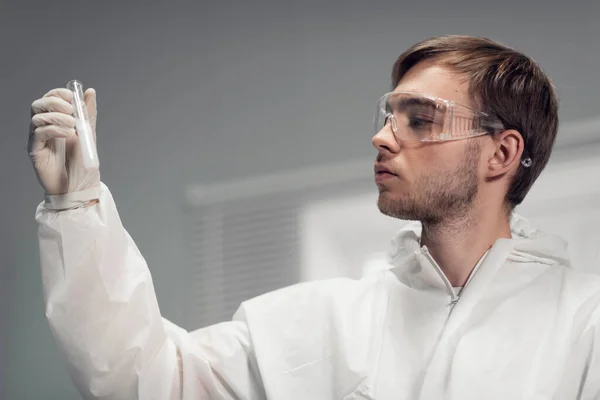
[486, 129, 524, 179]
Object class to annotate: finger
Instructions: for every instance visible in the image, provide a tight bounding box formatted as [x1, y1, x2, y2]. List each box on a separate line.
[29, 125, 76, 153]
[42, 88, 73, 102]
[31, 112, 75, 129]
[33, 125, 76, 142]
[31, 96, 73, 116]
[84, 88, 97, 125]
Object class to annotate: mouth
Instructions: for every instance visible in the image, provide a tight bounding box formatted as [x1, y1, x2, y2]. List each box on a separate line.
[374, 164, 398, 183]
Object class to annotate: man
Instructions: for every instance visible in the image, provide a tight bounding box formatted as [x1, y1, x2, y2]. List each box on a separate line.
[28, 35, 600, 399]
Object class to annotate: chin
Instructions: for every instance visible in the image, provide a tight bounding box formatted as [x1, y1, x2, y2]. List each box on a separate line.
[377, 191, 428, 222]
[377, 192, 406, 218]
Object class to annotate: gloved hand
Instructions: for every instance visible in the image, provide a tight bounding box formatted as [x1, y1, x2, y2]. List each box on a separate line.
[28, 87, 100, 200]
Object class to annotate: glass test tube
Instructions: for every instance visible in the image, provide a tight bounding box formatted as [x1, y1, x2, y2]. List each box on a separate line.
[66, 80, 99, 170]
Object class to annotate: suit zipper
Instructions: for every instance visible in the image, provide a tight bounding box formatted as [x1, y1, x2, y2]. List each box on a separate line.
[421, 247, 460, 305]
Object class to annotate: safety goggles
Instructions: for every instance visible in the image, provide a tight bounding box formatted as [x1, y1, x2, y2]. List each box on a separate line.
[374, 91, 506, 142]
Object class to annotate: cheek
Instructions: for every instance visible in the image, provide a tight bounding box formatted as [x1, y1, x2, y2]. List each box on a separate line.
[425, 142, 472, 171]
[392, 143, 466, 184]
[406, 149, 446, 178]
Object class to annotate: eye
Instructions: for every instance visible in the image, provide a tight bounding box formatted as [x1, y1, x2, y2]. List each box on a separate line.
[408, 116, 433, 130]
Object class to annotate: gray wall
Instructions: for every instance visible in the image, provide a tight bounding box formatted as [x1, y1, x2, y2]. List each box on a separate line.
[2, 1, 600, 398]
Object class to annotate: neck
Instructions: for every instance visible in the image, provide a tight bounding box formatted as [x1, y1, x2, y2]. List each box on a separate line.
[419, 203, 511, 287]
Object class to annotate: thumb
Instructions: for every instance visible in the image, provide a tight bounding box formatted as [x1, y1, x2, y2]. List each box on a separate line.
[84, 88, 97, 133]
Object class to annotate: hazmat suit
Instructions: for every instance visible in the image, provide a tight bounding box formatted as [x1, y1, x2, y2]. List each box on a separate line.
[36, 182, 600, 400]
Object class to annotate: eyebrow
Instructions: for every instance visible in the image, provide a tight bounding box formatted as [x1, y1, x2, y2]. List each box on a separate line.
[389, 95, 437, 110]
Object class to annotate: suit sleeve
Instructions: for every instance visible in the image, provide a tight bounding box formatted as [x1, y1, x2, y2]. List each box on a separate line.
[36, 183, 266, 400]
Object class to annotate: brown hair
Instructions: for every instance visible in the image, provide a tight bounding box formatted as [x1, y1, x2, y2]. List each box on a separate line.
[392, 35, 559, 209]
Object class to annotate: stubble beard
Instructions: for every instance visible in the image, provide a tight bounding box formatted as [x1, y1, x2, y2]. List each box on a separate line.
[377, 142, 481, 225]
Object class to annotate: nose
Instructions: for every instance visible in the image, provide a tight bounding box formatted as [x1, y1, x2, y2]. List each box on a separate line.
[372, 123, 400, 154]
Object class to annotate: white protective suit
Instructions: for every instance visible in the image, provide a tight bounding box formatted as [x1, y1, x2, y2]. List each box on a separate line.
[36, 183, 600, 400]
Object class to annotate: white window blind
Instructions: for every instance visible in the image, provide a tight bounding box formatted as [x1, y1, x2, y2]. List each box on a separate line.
[184, 194, 302, 328]
[183, 160, 374, 328]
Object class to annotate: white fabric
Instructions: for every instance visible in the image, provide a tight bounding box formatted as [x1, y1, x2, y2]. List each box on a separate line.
[36, 183, 600, 400]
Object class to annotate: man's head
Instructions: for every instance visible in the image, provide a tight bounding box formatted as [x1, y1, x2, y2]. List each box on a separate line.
[372, 35, 558, 224]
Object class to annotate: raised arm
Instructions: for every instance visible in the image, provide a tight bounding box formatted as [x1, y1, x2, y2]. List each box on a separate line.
[29, 87, 265, 399]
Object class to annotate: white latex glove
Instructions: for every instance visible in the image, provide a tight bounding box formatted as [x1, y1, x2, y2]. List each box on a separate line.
[28, 87, 100, 207]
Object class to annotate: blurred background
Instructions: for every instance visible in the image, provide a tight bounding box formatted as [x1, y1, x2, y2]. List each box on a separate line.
[2, 0, 600, 398]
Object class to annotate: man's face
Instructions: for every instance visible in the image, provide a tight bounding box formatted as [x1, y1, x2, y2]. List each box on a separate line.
[372, 60, 483, 225]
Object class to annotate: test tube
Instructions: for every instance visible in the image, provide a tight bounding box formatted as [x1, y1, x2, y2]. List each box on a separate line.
[66, 80, 99, 170]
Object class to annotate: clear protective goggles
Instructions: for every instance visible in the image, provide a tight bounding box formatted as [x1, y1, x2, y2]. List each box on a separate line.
[374, 91, 506, 142]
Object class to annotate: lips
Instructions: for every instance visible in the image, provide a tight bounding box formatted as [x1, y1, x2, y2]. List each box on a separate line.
[374, 164, 398, 183]
[374, 164, 397, 176]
